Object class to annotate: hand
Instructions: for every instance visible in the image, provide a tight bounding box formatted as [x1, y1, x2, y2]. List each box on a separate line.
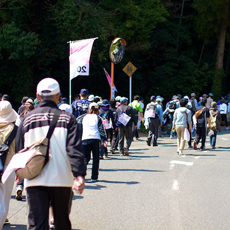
[16, 175, 21, 184]
[172, 126, 175, 130]
[104, 141, 107, 148]
[72, 176, 85, 195]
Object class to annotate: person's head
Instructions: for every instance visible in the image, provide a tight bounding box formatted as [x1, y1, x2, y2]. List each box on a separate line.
[101, 99, 110, 107]
[201, 98, 207, 106]
[61, 97, 68, 104]
[20, 102, 35, 118]
[88, 102, 99, 114]
[74, 94, 80, 100]
[221, 99, 225, 104]
[191, 93, 196, 98]
[177, 94, 182, 100]
[88, 94, 95, 102]
[36, 78, 60, 105]
[109, 99, 116, 108]
[115, 96, 121, 103]
[21, 96, 29, 105]
[180, 99, 187, 107]
[139, 97, 143, 102]
[209, 93, 214, 99]
[94, 96, 101, 103]
[2, 94, 9, 102]
[26, 98, 34, 105]
[79, 89, 88, 99]
[211, 101, 217, 109]
[150, 95, 155, 102]
[202, 94, 207, 99]
[134, 95, 140, 101]
[0, 101, 18, 124]
[120, 97, 128, 105]
[156, 98, 161, 104]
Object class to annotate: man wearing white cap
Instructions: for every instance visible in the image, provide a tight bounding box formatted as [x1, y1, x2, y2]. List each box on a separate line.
[15, 78, 86, 230]
[0, 101, 18, 228]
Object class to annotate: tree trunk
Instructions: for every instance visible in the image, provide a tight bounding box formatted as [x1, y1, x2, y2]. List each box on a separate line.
[212, 0, 229, 99]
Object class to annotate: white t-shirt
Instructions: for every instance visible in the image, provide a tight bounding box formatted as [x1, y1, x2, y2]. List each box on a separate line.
[82, 114, 100, 140]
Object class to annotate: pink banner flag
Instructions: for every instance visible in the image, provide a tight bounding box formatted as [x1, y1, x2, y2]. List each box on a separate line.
[69, 37, 98, 80]
[103, 68, 118, 92]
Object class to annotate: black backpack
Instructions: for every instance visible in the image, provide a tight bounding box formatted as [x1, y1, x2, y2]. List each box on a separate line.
[168, 101, 177, 114]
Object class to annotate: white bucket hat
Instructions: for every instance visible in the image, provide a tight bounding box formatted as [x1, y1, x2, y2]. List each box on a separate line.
[0, 101, 19, 123]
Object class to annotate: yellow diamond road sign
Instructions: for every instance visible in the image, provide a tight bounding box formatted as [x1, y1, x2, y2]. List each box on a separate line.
[123, 62, 137, 77]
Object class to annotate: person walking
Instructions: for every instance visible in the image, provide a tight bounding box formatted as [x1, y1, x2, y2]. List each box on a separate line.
[206, 93, 214, 109]
[114, 97, 136, 156]
[209, 102, 221, 149]
[145, 96, 162, 147]
[172, 99, 192, 155]
[15, 78, 86, 230]
[193, 98, 211, 151]
[71, 88, 90, 118]
[219, 99, 229, 129]
[129, 95, 143, 140]
[0, 101, 18, 228]
[77, 102, 107, 180]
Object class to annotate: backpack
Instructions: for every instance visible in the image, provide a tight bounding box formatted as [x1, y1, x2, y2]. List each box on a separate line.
[116, 107, 130, 127]
[100, 110, 112, 129]
[168, 101, 177, 114]
[145, 103, 157, 118]
[210, 114, 217, 131]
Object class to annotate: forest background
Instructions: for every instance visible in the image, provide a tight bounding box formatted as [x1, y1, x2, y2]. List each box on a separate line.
[0, 0, 230, 108]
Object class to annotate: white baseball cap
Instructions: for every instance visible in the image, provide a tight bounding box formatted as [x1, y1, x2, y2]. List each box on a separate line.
[89, 102, 99, 109]
[88, 95, 95, 102]
[37, 78, 60, 96]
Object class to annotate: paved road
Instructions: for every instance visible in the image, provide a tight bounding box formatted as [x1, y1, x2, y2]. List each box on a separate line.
[3, 130, 230, 230]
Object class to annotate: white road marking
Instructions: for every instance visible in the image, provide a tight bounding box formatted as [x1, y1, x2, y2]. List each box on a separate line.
[194, 156, 200, 159]
[169, 163, 175, 170]
[221, 138, 228, 140]
[172, 180, 179, 190]
[170, 160, 194, 166]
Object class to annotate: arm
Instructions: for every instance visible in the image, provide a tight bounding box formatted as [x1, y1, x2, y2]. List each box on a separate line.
[15, 121, 25, 152]
[98, 116, 107, 141]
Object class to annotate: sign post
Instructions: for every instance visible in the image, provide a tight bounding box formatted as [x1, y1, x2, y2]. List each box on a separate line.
[123, 62, 137, 103]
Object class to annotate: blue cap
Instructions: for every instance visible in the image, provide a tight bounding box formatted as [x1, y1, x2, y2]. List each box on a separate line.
[120, 97, 128, 103]
[101, 99, 110, 107]
[80, 89, 88, 95]
[209, 93, 214, 97]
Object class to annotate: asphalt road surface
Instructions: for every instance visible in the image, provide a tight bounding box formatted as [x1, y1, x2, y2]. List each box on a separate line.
[3, 130, 230, 230]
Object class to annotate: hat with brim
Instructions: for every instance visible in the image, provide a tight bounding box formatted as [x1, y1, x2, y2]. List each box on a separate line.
[120, 97, 128, 103]
[0, 101, 19, 123]
[89, 102, 99, 109]
[101, 99, 110, 107]
[37, 78, 60, 96]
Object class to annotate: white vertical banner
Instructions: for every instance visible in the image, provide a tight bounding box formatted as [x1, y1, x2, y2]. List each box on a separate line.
[69, 37, 98, 80]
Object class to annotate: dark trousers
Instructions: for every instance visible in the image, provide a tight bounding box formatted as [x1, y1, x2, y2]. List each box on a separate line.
[147, 117, 160, 145]
[133, 116, 139, 139]
[106, 128, 113, 145]
[195, 126, 206, 149]
[118, 126, 133, 153]
[111, 129, 119, 150]
[26, 186, 72, 230]
[221, 114, 228, 127]
[83, 140, 100, 180]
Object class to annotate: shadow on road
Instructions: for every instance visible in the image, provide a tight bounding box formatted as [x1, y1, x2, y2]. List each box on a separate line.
[72, 195, 84, 200]
[186, 154, 216, 157]
[3, 224, 26, 230]
[100, 169, 164, 173]
[98, 180, 140, 185]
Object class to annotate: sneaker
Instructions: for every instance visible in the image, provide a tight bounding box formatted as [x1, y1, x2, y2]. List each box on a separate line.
[177, 148, 180, 153]
[212, 146, 215, 149]
[110, 149, 115, 154]
[16, 189, 23, 201]
[193, 142, 197, 150]
[99, 156, 104, 160]
[4, 218, 9, 225]
[50, 220, 54, 229]
[124, 148, 129, 156]
[178, 150, 183, 156]
[146, 140, 151, 146]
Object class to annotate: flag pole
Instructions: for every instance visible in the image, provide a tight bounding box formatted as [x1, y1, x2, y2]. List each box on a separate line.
[67, 41, 72, 105]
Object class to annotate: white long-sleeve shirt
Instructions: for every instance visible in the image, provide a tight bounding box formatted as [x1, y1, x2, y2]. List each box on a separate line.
[219, 103, 227, 114]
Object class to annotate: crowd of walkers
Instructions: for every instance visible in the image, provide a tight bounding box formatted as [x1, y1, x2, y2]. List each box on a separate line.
[0, 78, 229, 229]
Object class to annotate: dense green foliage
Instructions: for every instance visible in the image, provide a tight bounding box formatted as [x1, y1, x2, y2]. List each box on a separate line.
[0, 0, 229, 107]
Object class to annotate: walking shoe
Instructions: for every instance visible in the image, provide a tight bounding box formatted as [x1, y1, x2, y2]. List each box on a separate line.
[212, 146, 216, 149]
[153, 143, 158, 146]
[146, 140, 151, 146]
[16, 189, 23, 201]
[124, 148, 129, 156]
[178, 150, 183, 156]
[193, 142, 197, 150]
[120, 153, 124, 156]
[4, 218, 9, 225]
[177, 148, 180, 153]
[110, 149, 115, 154]
[99, 156, 104, 160]
[50, 219, 54, 229]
